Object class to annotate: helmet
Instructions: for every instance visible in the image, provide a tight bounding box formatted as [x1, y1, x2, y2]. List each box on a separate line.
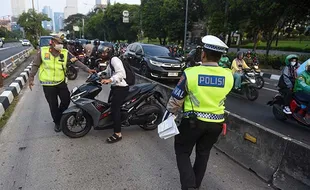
[97, 44, 114, 58]
[51, 35, 63, 44]
[201, 35, 228, 53]
[236, 51, 243, 58]
[93, 39, 100, 46]
[246, 50, 251, 55]
[285, 54, 299, 66]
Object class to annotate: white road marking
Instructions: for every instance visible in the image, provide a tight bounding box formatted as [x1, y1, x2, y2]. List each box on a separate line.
[263, 87, 278, 93]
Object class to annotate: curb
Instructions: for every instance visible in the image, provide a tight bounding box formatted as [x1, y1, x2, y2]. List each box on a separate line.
[0, 62, 32, 118]
[260, 72, 280, 80]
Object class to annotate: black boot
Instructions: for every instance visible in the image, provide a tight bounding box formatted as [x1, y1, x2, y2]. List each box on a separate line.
[54, 123, 61, 132]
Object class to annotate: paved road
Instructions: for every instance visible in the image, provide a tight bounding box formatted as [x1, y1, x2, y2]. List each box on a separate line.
[229, 48, 310, 56]
[0, 73, 271, 190]
[0, 42, 30, 61]
[162, 78, 310, 145]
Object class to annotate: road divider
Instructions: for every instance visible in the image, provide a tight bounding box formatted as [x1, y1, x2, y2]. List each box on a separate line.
[0, 47, 33, 75]
[135, 73, 310, 190]
[0, 63, 32, 118]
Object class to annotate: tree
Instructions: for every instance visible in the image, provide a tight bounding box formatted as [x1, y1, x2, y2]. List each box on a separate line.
[17, 9, 51, 46]
[64, 13, 87, 39]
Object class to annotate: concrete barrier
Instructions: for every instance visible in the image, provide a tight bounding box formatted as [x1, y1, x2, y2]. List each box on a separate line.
[135, 73, 310, 190]
[0, 47, 33, 73]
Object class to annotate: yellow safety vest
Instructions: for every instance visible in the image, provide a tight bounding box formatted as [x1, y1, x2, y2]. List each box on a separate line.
[183, 65, 234, 123]
[39, 47, 68, 86]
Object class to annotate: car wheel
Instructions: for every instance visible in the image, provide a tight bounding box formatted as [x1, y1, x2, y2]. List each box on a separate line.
[140, 64, 150, 77]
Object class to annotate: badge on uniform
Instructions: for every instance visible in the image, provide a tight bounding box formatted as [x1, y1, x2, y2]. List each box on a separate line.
[44, 53, 50, 60]
[198, 75, 225, 87]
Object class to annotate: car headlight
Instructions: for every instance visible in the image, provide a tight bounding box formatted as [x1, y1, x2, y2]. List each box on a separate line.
[150, 60, 163, 66]
[181, 62, 186, 67]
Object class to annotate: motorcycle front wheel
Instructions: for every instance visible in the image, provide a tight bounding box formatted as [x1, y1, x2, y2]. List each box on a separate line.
[67, 67, 78, 80]
[61, 112, 92, 138]
[245, 86, 259, 101]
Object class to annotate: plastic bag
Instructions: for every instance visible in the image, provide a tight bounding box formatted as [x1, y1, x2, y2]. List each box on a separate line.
[158, 115, 179, 139]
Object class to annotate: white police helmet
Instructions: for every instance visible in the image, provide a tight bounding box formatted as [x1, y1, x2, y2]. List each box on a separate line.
[201, 35, 228, 53]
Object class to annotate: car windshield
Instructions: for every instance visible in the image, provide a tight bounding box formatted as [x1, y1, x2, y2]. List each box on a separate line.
[40, 38, 51, 47]
[143, 46, 170, 57]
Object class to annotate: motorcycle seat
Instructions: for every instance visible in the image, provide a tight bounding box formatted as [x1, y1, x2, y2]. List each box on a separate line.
[293, 94, 309, 104]
[124, 83, 157, 102]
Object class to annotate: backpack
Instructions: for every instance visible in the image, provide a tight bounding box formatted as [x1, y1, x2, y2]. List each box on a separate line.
[110, 56, 135, 86]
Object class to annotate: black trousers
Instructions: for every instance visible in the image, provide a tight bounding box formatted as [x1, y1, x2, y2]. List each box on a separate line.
[43, 82, 70, 125]
[174, 118, 222, 190]
[294, 92, 310, 113]
[109, 86, 129, 133]
[280, 88, 293, 106]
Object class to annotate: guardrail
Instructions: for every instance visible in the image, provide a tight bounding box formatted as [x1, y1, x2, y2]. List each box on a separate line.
[0, 47, 33, 73]
[135, 73, 310, 190]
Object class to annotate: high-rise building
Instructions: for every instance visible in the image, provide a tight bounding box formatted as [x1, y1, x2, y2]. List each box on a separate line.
[64, 0, 78, 19]
[95, 0, 110, 9]
[54, 12, 65, 33]
[11, 0, 26, 17]
[42, 6, 53, 31]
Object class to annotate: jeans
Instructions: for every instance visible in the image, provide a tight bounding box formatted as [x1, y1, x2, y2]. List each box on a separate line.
[174, 118, 222, 190]
[233, 73, 243, 89]
[109, 86, 129, 133]
[43, 82, 70, 125]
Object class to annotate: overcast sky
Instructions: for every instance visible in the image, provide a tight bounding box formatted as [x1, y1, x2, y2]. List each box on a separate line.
[2, 0, 140, 17]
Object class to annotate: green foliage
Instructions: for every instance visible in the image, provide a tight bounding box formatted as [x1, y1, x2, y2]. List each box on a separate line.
[17, 9, 51, 46]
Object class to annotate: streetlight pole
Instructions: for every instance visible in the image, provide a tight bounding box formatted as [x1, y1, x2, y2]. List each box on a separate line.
[82, 18, 85, 38]
[32, 0, 35, 11]
[183, 0, 189, 51]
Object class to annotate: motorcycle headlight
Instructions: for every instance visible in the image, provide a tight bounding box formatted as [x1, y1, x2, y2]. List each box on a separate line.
[250, 78, 256, 83]
[150, 60, 163, 66]
[254, 66, 258, 69]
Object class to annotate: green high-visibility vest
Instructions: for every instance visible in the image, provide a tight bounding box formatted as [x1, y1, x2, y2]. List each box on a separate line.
[183, 65, 234, 123]
[39, 47, 68, 86]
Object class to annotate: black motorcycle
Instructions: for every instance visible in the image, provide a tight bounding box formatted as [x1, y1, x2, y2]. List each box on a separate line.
[251, 63, 264, 89]
[231, 68, 259, 101]
[60, 73, 165, 138]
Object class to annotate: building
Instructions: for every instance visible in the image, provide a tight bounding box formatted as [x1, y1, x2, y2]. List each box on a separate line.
[64, 0, 78, 19]
[54, 12, 65, 33]
[11, 0, 26, 17]
[0, 20, 11, 31]
[42, 6, 53, 31]
[95, 0, 110, 9]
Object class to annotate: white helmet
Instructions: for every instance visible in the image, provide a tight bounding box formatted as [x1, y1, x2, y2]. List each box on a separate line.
[201, 35, 228, 53]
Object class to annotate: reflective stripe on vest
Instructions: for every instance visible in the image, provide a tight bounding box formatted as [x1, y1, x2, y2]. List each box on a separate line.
[183, 65, 234, 123]
[39, 47, 68, 86]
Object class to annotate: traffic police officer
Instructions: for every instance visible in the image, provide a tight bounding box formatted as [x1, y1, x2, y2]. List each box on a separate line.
[29, 35, 96, 132]
[163, 35, 234, 190]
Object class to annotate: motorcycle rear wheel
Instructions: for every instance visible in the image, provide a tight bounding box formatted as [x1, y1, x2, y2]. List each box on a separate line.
[61, 112, 92, 138]
[139, 104, 163, 130]
[67, 67, 78, 80]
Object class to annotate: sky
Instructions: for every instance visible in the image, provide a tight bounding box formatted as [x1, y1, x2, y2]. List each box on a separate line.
[1, 0, 140, 17]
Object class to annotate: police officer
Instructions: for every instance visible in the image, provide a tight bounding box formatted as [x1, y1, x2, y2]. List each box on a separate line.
[163, 35, 234, 190]
[29, 35, 96, 132]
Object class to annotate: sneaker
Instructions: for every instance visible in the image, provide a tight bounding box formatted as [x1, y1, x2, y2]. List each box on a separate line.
[283, 106, 292, 114]
[54, 124, 61, 133]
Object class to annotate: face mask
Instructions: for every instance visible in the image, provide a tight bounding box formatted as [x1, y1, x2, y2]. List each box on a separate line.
[54, 44, 63, 51]
[290, 62, 296, 66]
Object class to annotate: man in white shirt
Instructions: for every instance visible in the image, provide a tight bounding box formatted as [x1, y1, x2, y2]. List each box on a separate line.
[99, 45, 129, 143]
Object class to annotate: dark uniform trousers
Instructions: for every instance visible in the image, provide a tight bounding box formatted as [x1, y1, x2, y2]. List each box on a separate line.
[43, 81, 70, 125]
[175, 118, 222, 190]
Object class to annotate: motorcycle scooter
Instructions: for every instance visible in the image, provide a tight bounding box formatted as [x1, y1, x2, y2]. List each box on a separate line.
[60, 72, 165, 138]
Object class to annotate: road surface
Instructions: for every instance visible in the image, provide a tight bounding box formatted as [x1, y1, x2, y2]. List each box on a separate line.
[162, 77, 310, 145]
[0, 72, 271, 190]
[0, 42, 30, 61]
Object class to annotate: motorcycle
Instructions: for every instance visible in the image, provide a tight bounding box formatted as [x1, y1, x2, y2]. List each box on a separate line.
[267, 92, 310, 127]
[231, 68, 259, 101]
[251, 63, 264, 89]
[60, 72, 165, 138]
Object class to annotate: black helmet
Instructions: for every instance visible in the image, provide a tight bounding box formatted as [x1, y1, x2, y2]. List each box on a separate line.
[93, 39, 100, 46]
[97, 44, 114, 58]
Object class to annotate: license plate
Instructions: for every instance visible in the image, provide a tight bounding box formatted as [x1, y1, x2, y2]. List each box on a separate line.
[99, 63, 107, 67]
[168, 73, 178, 77]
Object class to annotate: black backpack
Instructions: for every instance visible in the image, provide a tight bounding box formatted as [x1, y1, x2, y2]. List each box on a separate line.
[110, 56, 135, 86]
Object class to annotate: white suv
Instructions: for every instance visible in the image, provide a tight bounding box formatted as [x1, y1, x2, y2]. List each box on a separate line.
[0, 39, 3, 48]
[22, 39, 31, 46]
